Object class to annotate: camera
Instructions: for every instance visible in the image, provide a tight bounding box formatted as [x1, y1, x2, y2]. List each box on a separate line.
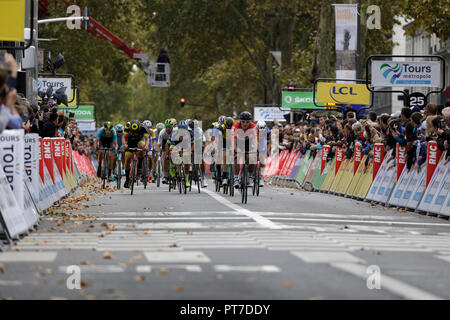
[69, 112, 75, 118]
[439, 119, 446, 130]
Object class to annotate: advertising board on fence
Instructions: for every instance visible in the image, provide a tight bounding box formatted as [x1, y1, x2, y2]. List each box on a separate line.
[24, 134, 40, 195]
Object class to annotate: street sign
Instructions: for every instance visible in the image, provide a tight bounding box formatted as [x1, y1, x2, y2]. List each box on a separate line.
[371, 61, 441, 87]
[0, 0, 25, 42]
[409, 92, 426, 109]
[38, 77, 72, 100]
[316, 82, 370, 105]
[281, 91, 324, 110]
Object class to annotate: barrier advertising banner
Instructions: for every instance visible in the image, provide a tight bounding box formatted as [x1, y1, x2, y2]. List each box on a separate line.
[42, 138, 54, 182]
[52, 138, 65, 177]
[0, 129, 24, 210]
[373, 143, 385, 180]
[39, 137, 44, 183]
[335, 147, 344, 176]
[426, 141, 442, 188]
[371, 61, 441, 88]
[354, 143, 362, 175]
[24, 134, 40, 196]
[396, 144, 407, 181]
[321, 145, 330, 175]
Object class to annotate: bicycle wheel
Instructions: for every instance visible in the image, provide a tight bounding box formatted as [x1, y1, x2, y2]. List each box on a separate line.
[102, 151, 108, 189]
[196, 166, 201, 194]
[156, 158, 161, 188]
[130, 159, 136, 195]
[255, 165, 260, 197]
[116, 158, 121, 189]
[229, 165, 234, 197]
[215, 164, 222, 192]
[177, 165, 182, 194]
[142, 156, 148, 189]
[241, 165, 248, 204]
[180, 165, 187, 194]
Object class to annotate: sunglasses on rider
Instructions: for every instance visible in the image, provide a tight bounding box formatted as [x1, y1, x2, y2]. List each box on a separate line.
[241, 120, 250, 124]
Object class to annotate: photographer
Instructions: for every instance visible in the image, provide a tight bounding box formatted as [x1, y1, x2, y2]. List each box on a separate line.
[0, 53, 21, 132]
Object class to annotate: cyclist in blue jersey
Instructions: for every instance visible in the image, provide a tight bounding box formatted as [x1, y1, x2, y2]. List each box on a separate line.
[95, 121, 118, 181]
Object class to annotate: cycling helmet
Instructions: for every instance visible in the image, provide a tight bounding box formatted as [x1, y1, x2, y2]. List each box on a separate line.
[178, 120, 188, 129]
[156, 122, 165, 131]
[116, 124, 124, 132]
[130, 120, 140, 132]
[143, 120, 152, 129]
[188, 119, 195, 129]
[218, 115, 226, 125]
[125, 121, 131, 130]
[257, 120, 266, 129]
[170, 118, 177, 126]
[239, 111, 252, 121]
[104, 121, 113, 129]
[164, 119, 174, 127]
[225, 117, 234, 129]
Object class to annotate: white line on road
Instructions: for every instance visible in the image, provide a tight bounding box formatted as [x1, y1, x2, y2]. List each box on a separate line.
[202, 188, 283, 229]
[270, 217, 450, 227]
[0, 252, 58, 262]
[291, 251, 366, 264]
[58, 265, 125, 273]
[214, 265, 281, 273]
[331, 262, 443, 300]
[144, 251, 211, 263]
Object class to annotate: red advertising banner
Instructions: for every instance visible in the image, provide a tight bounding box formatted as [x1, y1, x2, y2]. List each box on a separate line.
[285, 151, 300, 176]
[373, 143, 385, 180]
[335, 146, 344, 176]
[51, 138, 64, 178]
[42, 138, 54, 182]
[65, 140, 72, 174]
[281, 151, 295, 176]
[320, 145, 330, 175]
[263, 156, 273, 178]
[396, 143, 407, 181]
[39, 137, 44, 183]
[426, 141, 442, 188]
[59, 138, 66, 175]
[354, 143, 362, 176]
[276, 150, 288, 175]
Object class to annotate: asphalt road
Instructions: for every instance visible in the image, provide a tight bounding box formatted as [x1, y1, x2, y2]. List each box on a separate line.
[1, 177, 450, 300]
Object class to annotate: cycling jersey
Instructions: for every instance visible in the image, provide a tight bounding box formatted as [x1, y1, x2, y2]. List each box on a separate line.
[97, 128, 117, 148]
[168, 127, 194, 148]
[212, 123, 228, 148]
[125, 126, 148, 149]
[117, 133, 124, 150]
[231, 121, 259, 151]
[158, 128, 172, 146]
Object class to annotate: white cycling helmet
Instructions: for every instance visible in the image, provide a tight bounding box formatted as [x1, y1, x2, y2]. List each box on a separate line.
[156, 122, 164, 131]
[257, 120, 266, 129]
[143, 120, 152, 129]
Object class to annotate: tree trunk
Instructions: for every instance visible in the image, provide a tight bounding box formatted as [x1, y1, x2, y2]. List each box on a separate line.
[318, 0, 333, 78]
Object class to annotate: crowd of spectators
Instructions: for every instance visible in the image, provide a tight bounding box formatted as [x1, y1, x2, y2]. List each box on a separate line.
[272, 103, 450, 170]
[0, 53, 95, 157]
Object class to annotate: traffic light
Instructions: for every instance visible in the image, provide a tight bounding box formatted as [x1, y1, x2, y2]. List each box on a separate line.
[288, 80, 296, 91]
[180, 97, 186, 107]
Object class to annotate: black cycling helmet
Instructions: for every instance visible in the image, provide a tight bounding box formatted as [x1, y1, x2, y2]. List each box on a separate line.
[130, 120, 140, 132]
[188, 119, 195, 129]
[104, 121, 113, 129]
[225, 117, 234, 129]
[239, 111, 252, 121]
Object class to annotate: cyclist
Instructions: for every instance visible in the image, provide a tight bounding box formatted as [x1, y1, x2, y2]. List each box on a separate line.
[212, 116, 234, 188]
[256, 120, 270, 187]
[155, 122, 165, 137]
[167, 120, 194, 188]
[189, 119, 208, 187]
[116, 123, 125, 177]
[159, 119, 175, 184]
[123, 120, 149, 188]
[95, 121, 118, 181]
[232, 111, 259, 188]
[143, 120, 158, 182]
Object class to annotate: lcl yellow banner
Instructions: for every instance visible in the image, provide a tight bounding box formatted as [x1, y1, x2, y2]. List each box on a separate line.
[0, 0, 26, 42]
[317, 82, 370, 105]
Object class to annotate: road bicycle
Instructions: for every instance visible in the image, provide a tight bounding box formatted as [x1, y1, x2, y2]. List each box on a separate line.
[127, 147, 144, 195]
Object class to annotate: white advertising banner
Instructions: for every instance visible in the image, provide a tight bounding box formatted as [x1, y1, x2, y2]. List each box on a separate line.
[0, 129, 25, 210]
[0, 164, 28, 239]
[371, 61, 441, 87]
[334, 4, 358, 78]
[38, 77, 72, 99]
[253, 107, 289, 122]
[24, 133, 40, 196]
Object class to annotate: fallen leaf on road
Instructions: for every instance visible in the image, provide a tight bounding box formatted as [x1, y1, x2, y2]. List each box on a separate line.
[49, 297, 68, 300]
[158, 268, 169, 275]
[85, 229, 90, 233]
[246, 277, 257, 282]
[34, 279, 41, 285]
[309, 296, 325, 300]
[101, 222, 108, 227]
[57, 280, 64, 285]
[134, 275, 145, 282]
[80, 281, 91, 288]
[169, 243, 178, 248]
[187, 232, 193, 235]
[216, 274, 223, 280]
[172, 285, 184, 292]
[283, 282, 293, 288]
[103, 252, 114, 259]
[0, 265, 4, 274]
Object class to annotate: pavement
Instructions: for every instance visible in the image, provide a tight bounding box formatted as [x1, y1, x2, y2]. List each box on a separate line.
[1, 177, 450, 300]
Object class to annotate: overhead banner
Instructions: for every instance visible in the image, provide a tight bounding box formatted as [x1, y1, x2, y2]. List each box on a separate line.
[333, 4, 358, 80]
[0, 0, 26, 42]
[253, 107, 289, 122]
[0, 129, 25, 210]
[38, 77, 72, 100]
[317, 82, 370, 105]
[281, 91, 324, 110]
[371, 61, 441, 87]
[24, 134, 40, 196]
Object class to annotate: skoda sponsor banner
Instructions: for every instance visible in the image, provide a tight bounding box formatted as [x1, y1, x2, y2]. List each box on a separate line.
[317, 82, 370, 105]
[281, 91, 324, 110]
[371, 61, 441, 87]
[38, 77, 72, 99]
[59, 105, 95, 120]
[254, 107, 289, 122]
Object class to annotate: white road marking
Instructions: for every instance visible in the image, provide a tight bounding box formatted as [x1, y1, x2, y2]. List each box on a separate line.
[144, 251, 210, 263]
[291, 251, 365, 264]
[0, 252, 58, 262]
[136, 265, 152, 273]
[270, 217, 450, 227]
[214, 265, 281, 273]
[0, 280, 22, 286]
[331, 262, 443, 300]
[58, 217, 254, 221]
[136, 265, 203, 272]
[202, 188, 283, 229]
[434, 255, 450, 263]
[58, 265, 125, 273]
